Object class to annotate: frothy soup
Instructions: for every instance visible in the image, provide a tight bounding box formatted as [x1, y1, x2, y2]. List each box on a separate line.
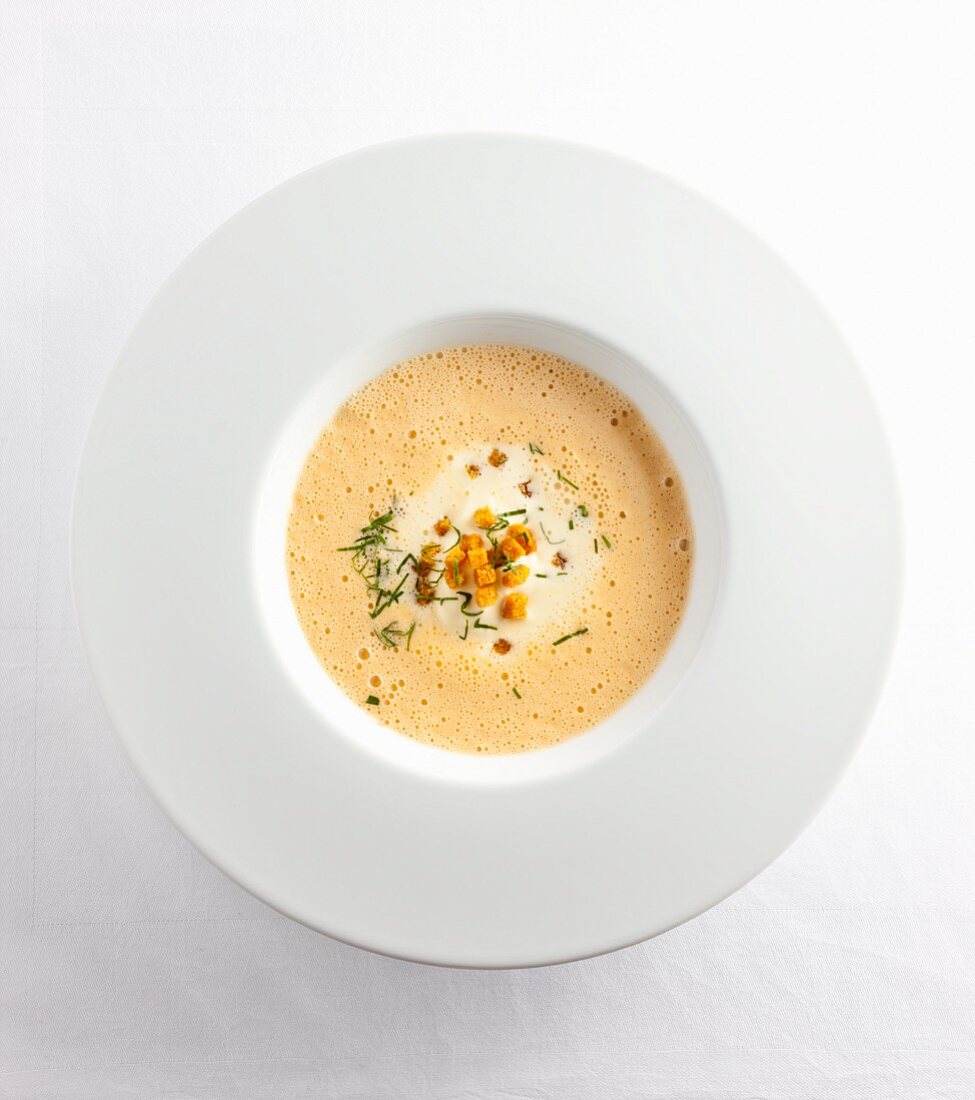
[287, 344, 693, 754]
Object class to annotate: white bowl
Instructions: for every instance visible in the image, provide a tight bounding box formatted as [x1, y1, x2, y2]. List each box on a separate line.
[72, 135, 901, 967]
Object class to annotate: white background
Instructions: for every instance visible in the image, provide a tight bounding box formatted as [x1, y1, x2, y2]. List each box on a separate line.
[2, 2, 974, 1097]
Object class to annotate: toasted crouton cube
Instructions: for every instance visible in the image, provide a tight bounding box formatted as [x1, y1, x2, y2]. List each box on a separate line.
[501, 564, 530, 587]
[507, 523, 537, 555]
[433, 516, 452, 537]
[474, 507, 497, 529]
[467, 546, 489, 569]
[488, 448, 507, 468]
[475, 585, 497, 608]
[465, 464, 480, 479]
[492, 637, 512, 655]
[474, 564, 496, 587]
[501, 592, 528, 620]
[460, 533, 483, 552]
[499, 536, 525, 561]
[443, 547, 466, 589]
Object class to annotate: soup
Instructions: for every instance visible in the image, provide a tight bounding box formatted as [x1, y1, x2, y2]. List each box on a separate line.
[286, 344, 693, 754]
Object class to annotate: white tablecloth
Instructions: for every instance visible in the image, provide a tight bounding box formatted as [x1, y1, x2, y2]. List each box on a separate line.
[2, 2, 974, 1096]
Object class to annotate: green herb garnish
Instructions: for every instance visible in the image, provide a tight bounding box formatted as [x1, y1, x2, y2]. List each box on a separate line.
[557, 470, 579, 490]
[553, 627, 588, 646]
[485, 516, 508, 542]
[369, 570, 408, 618]
[578, 504, 589, 518]
[602, 534, 611, 549]
[458, 592, 484, 617]
[365, 695, 380, 706]
[539, 521, 566, 545]
[372, 620, 416, 651]
[474, 620, 497, 631]
[535, 573, 548, 578]
[512, 686, 522, 699]
[568, 518, 574, 530]
[339, 507, 414, 623]
[529, 442, 545, 455]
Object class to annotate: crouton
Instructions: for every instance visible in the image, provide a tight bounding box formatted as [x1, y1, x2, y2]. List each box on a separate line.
[443, 547, 466, 589]
[433, 516, 452, 537]
[501, 564, 530, 587]
[474, 564, 497, 587]
[475, 585, 498, 608]
[507, 523, 537, 555]
[501, 592, 528, 620]
[499, 536, 525, 561]
[460, 533, 483, 552]
[467, 546, 489, 569]
[474, 507, 497, 529]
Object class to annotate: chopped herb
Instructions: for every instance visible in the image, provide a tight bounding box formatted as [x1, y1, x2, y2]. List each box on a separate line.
[557, 470, 579, 490]
[556, 571, 568, 576]
[539, 521, 566, 545]
[499, 508, 527, 517]
[484, 515, 509, 547]
[553, 627, 588, 646]
[535, 573, 548, 579]
[458, 592, 483, 617]
[365, 695, 380, 706]
[397, 552, 418, 574]
[368, 510, 396, 531]
[459, 621, 470, 641]
[568, 518, 574, 530]
[529, 441, 545, 455]
[578, 504, 589, 518]
[372, 620, 416, 650]
[512, 686, 522, 699]
[594, 538, 599, 553]
[602, 534, 612, 549]
[445, 525, 463, 552]
[474, 620, 498, 631]
[369, 571, 407, 618]
[339, 507, 410, 617]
